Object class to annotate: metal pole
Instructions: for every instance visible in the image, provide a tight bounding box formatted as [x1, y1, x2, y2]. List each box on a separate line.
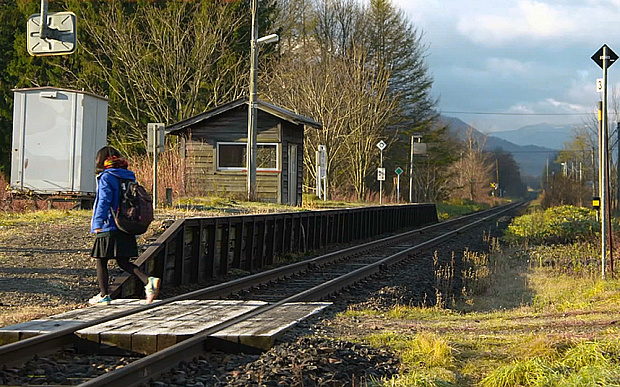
[153, 125, 158, 210]
[601, 46, 609, 278]
[617, 122, 620, 208]
[323, 172, 327, 201]
[316, 151, 320, 199]
[496, 159, 499, 196]
[546, 158, 549, 188]
[409, 136, 414, 203]
[39, 0, 49, 38]
[379, 150, 383, 204]
[246, 0, 258, 201]
[396, 174, 400, 203]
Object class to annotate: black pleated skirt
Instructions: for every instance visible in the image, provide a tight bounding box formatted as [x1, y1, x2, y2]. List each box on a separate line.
[91, 231, 138, 259]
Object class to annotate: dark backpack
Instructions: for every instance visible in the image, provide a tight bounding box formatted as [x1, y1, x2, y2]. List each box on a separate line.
[113, 178, 154, 235]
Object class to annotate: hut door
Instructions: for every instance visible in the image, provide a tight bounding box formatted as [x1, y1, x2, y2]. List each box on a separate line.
[288, 144, 298, 205]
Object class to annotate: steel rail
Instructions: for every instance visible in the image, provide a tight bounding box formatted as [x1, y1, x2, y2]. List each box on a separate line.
[78, 201, 523, 387]
[0, 202, 518, 368]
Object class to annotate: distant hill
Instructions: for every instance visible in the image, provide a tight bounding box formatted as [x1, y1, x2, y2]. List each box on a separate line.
[484, 123, 577, 150]
[441, 116, 556, 178]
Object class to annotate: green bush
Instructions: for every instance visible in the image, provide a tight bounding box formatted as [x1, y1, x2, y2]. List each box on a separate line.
[503, 205, 597, 245]
[435, 201, 487, 220]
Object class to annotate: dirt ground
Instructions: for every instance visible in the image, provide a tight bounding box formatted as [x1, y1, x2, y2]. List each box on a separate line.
[0, 214, 103, 326]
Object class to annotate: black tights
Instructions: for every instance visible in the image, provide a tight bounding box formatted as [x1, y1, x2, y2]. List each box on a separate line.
[96, 258, 148, 296]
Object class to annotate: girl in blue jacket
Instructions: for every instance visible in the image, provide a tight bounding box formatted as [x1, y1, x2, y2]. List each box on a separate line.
[89, 146, 160, 305]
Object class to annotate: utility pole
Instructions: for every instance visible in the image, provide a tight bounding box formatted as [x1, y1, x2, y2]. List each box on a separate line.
[246, 0, 259, 201]
[495, 159, 499, 197]
[617, 122, 620, 208]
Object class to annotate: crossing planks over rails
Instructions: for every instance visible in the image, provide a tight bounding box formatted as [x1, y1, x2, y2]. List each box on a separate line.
[111, 203, 437, 298]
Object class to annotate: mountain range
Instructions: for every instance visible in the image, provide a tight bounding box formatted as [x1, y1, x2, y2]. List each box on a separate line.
[441, 117, 577, 181]
[486, 123, 578, 150]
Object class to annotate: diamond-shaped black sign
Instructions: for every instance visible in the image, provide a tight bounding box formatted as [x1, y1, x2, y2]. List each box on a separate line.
[592, 44, 618, 69]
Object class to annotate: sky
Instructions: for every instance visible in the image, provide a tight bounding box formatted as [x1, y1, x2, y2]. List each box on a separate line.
[393, 0, 620, 133]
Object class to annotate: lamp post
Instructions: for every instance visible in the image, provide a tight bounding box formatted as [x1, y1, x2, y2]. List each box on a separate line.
[247, 0, 278, 201]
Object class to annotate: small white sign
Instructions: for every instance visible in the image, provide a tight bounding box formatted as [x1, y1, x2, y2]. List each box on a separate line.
[377, 167, 386, 181]
[597, 78, 604, 92]
[318, 145, 327, 178]
[376, 140, 386, 151]
[147, 123, 166, 153]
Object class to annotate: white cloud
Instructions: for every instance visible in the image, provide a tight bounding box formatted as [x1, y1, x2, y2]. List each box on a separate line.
[544, 98, 587, 112]
[485, 58, 532, 76]
[508, 104, 536, 114]
[457, 1, 575, 45]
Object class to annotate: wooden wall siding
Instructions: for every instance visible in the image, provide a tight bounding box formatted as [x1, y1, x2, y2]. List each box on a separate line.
[188, 107, 281, 143]
[282, 121, 304, 143]
[111, 204, 439, 298]
[175, 106, 309, 204]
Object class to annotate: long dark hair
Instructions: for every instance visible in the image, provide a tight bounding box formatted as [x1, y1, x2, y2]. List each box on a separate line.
[95, 146, 124, 174]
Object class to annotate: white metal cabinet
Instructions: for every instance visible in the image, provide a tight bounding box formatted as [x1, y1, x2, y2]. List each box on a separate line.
[10, 87, 108, 195]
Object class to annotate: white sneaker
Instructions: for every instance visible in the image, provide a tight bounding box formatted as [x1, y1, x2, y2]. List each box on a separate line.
[88, 294, 111, 305]
[145, 277, 161, 303]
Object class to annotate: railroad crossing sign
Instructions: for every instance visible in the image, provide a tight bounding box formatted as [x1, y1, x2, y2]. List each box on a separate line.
[395, 167, 403, 175]
[376, 140, 386, 151]
[592, 44, 618, 69]
[377, 168, 386, 181]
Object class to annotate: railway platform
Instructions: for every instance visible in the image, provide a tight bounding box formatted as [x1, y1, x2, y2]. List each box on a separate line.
[0, 300, 330, 354]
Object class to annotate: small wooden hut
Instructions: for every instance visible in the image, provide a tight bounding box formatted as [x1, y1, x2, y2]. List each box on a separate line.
[166, 98, 322, 205]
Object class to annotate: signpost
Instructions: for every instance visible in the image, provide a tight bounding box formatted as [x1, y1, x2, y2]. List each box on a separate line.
[591, 44, 617, 279]
[377, 141, 386, 204]
[395, 167, 403, 203]
[409, 135, 425, 203]
[148, 123, 165, 210]
[316, 145, 327, 201]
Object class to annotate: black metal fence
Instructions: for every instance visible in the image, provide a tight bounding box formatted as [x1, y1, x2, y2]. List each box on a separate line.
[111, 203, 437, 297]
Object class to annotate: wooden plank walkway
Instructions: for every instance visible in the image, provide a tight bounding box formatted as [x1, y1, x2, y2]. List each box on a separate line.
[0, 300, 331, 354]
[0, 299, 145, 345]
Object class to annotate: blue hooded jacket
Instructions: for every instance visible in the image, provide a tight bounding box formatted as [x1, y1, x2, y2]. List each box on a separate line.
[91, 168, 137, 233]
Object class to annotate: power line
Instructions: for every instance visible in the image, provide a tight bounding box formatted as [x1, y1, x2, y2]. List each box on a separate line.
[443, 111, 591, 116]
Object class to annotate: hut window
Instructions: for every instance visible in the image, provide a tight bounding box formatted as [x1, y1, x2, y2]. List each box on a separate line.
[257, 144, 277, 170]
[217, 143, 246, 169]
[217, 142, 278, 171]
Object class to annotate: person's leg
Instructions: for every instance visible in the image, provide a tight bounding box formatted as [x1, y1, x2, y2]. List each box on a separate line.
[96, 258, 110, 295]
[116, 257, 148, 284]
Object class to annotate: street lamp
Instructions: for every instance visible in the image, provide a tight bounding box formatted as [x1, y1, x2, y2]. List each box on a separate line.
[257, 34, 279, 44]
[247, 0, 278, 200]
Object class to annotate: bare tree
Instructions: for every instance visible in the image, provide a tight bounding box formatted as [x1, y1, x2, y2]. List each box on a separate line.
[446, 128, 493, 201]
[76, 1, 248, 152]
[263, 44, 397, 199]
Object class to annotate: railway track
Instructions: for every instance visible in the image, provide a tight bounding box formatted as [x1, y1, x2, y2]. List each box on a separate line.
[0, 202, 523, 386]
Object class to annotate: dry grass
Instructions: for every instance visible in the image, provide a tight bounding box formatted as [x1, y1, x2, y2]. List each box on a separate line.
[337, 240, 620, 386]
[128, 146, 189, 206]
[0, 305, 81, 328]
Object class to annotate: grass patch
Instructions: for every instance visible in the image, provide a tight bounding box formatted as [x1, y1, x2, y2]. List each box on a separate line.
[435, 201, 489, 221]
[0, 209, 91, 227]
[0, 305, 80, 328]
[335, 236, 620, 386]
